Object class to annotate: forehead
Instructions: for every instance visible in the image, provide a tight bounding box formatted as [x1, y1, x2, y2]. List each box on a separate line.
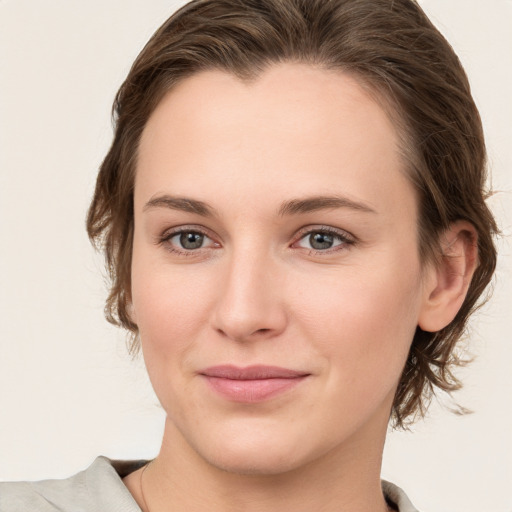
[140, 63, 399, 157]
[136, 63, 415, 220]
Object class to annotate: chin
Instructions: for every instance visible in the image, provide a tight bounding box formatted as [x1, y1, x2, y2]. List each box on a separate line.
[205, 446, 304, 476]
[187, 424, 311, 476]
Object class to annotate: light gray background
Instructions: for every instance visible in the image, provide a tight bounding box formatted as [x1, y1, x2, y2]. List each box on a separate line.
[1, 1, 511, 511]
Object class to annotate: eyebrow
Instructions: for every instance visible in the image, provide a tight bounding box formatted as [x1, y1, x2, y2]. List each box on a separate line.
[143, 194, 377, 217]
[278, 195, 377, 216]
[143, 195, 217, 217]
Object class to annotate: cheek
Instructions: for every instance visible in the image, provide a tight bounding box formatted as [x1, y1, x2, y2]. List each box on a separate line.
[131, 266, 215, 415]
[291, 259, 422, 387]
[130, 251, 216, 366]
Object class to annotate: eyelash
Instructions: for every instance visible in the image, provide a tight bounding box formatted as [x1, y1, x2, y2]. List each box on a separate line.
[157, 225, 356, 256]
[157, 226, 217, 256]
[293, 225, 356, 255]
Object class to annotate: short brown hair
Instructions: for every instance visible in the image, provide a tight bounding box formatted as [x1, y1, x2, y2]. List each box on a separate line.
[87, 0, 498, 427]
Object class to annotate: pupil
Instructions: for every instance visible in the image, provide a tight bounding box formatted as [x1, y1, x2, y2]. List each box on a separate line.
[180, 232, 204, 249]
[310, 233, 333, 250]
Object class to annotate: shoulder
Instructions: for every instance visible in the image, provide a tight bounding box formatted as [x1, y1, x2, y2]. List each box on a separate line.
[0, 465, 89, 512]
[0, 456, 144, 512]
[382, 480, 420, 512]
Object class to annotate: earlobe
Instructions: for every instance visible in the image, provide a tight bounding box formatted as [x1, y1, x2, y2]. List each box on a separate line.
[418, 221, 479, 333]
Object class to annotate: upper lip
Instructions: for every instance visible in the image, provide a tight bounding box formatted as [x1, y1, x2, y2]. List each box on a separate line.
[200, 365, 309, 380]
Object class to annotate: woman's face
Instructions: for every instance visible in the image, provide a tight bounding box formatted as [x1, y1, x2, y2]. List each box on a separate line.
[131, 63, 432, 474]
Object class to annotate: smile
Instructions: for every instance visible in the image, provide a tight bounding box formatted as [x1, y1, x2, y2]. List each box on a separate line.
[200, 365, 310, 403]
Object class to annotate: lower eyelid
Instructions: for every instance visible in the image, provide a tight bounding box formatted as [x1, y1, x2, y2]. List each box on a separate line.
[161, 229, 221, 252]
[157, 226, 354, 253]
[291, 229, 357, 255]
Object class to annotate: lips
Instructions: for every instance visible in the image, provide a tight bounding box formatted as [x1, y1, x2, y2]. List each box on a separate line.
[200, 365, 310, 403]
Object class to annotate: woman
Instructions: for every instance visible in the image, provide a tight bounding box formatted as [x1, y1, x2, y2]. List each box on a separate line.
[0, 0, 499, 511]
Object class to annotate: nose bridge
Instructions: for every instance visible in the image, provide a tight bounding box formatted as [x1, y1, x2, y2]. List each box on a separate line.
[213, 241, 285, 341]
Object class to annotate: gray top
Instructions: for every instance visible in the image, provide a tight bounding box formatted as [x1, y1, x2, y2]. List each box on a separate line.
[0, 456, 419, 511]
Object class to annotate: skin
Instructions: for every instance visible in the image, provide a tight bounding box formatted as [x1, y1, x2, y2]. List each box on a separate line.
[123, 63, 477, 512]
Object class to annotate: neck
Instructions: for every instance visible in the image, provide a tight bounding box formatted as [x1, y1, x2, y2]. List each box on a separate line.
[136, 417, 391, 512]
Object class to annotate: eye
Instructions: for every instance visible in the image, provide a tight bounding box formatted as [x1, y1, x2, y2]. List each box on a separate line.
[172, 231, 207, 250]
[295, 227, 354, 252]
[159, 228, 218, 253]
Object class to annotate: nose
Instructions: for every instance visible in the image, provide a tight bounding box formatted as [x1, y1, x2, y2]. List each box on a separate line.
[211, 248, 287, 342]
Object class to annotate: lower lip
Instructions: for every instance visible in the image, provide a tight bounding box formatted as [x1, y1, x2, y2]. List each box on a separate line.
[203, 376, 307, 403]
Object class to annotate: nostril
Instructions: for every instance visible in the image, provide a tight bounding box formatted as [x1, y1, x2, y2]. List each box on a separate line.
[214, 325, 278, 342]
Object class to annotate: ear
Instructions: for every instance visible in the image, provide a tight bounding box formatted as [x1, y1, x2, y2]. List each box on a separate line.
[418, 221, 479, 333]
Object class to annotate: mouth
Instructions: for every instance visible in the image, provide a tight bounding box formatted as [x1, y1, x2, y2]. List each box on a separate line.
[199, 365, 310, 403]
